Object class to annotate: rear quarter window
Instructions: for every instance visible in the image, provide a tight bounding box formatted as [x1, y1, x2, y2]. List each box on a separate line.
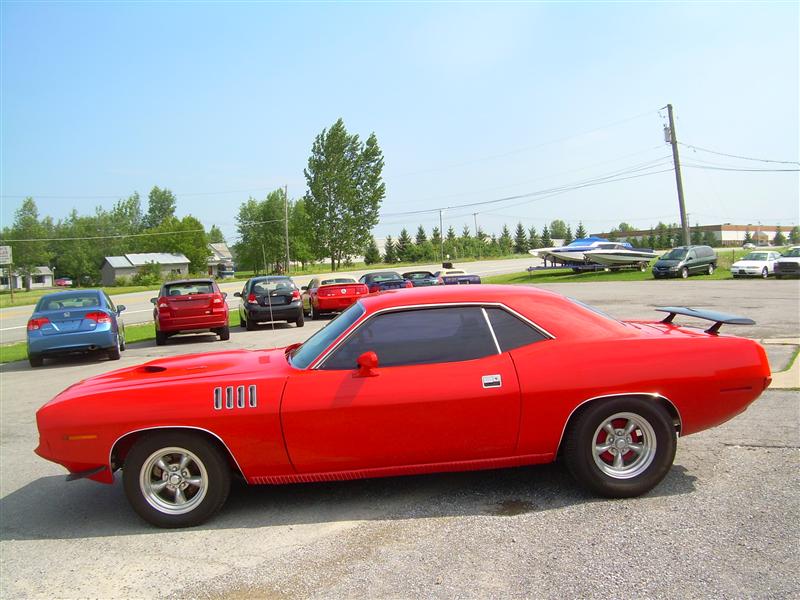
[485, 307, 548, 351]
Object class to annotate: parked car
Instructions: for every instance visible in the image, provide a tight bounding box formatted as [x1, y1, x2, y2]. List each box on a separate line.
[151, 279, 229, 345]
[359, 271, 413, 293]
[54, 277, 73, 287]
[402, 271, 439, 287]
[433, 268, 482, 285]
[731, 250, 782, 278]
[34, 285, 769, 527]
[742, 242, 756, 249]
[301, 277, 368, 319]
[27, 290, 126, 367]
[652, 245, 717, 279]
[774, 246, 800, 279]
[235, 276, 303, 329]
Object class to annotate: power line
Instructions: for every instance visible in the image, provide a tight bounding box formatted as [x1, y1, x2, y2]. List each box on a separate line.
[683, 164, 800, 173]
[0, 187, 285, 200]
[679, 142, 800, 165]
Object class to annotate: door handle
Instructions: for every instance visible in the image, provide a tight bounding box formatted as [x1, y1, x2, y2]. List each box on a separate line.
[482, 374, 502, 388]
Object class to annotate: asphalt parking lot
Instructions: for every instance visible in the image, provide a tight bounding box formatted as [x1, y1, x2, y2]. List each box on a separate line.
[1, 279, 798, 599]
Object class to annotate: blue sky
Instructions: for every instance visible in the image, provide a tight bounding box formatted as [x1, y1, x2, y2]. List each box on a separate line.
[2, 1, 798, 243]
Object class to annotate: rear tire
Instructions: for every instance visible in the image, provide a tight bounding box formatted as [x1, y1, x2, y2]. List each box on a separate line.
[123, 431, 231, 528]
[108, 335, 122, 360]
[680, 267, 689, 279]
[155, 330, 167, 346]
[707, 264, 715, 275]
[245, 316, 255, 331]
[28, 353, 43, 368]
[563, 397, 676, 498]
[218, 325, 230, 341]
[239, 311, 247, 328]
[295, 311, 305, 327]
[310, 303, 319, 320]
[761, 267, 768, 279]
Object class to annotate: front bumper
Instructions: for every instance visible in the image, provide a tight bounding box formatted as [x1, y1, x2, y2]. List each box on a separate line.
[244, 301, 303, 322]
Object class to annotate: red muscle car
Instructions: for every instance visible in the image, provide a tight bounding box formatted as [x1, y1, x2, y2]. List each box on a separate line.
[35, 285, 770, 528]
[301, 277, 368, 319]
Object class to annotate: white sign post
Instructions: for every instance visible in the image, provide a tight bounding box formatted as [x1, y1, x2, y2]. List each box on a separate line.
[0, 245, 13, 301]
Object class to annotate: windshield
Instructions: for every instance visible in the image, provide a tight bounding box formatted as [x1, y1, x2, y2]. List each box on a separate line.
[782, 248, 800, 258]
[661, 248, 687, 261]
[404, 272, 432, 279]
[369, 272, 403, 282]
[37, 293, 101, 311]
[320, 277, 356, 285]
[290, 302, 366, 369]
[742, 252, 769, 261]
[164, 282, 214, 296]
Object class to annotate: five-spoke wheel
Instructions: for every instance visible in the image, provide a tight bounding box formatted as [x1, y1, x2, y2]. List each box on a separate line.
[124, 432, 230, 528]
[564, 397, 676, 497]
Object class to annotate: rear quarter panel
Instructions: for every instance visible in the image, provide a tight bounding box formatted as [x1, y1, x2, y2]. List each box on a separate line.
[509, 333, 770, 457]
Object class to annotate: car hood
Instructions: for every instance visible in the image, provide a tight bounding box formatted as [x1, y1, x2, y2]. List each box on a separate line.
[48, 347, 290, 404]
[655, 259, 681, 266]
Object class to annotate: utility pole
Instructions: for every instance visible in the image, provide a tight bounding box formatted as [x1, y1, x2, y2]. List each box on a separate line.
[284, 185, 290, 274]
[439, 209, 444, 264]
[473, 213, 480, 259]
[665, 104, 690, 246]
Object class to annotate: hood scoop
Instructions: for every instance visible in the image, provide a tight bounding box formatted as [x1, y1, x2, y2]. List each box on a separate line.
[140, 365, 167, 373]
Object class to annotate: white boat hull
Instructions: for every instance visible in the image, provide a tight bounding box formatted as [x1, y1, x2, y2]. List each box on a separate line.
[584, 250, 658, 266]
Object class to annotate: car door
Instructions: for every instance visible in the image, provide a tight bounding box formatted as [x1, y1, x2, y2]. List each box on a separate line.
[686, 249, 698, 272]
[280, 306, 522, 473]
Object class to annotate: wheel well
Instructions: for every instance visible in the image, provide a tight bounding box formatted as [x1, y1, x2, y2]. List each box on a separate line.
[557, 393, 682, 456]
[110, 427, 242, 477]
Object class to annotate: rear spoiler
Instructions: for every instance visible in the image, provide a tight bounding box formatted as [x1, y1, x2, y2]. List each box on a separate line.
[655, 307, 755, 335]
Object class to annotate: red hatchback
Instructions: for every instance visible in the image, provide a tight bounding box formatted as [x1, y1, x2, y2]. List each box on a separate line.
[151, 279, 229, 345]
[301, 277, 368, 319]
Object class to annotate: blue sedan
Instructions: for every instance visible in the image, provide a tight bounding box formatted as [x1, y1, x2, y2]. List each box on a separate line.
[26, 290, 127, 367]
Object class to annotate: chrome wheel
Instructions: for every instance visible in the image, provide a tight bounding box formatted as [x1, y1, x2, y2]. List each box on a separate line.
[139, 447, 208, 515]
[591, 412, 657, 480]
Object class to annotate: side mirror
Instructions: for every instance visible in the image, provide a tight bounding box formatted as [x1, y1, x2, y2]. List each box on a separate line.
[233, 292, 242, 298]
[149, 298, 157, 305]
[301, 286, 307, 291]
[355, 351, 379, 378]
[284, 342, 302, 355]
[117, 305, 126, 313]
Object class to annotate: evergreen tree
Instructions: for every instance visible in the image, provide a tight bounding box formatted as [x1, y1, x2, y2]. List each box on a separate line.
[415, 225, 428, 245]
[498, 225, 513, 254]
[564, 226, 574, 245]
[702, 230, 716, 247]
[396, 228, 413, 261]
[430, 227, 442, 248]
[575, 222, 587, 239]
[364, 237, 381, 264]
[528, 226, 540, 249]
[446, 226, 457, 242]
[691, 224, 703, 245]
[513, 222, 529, 254]
[540, 225, 552, 248]
[208, 225, 225, 243]
[383, 236, 397, 263]
[788, 226, 800, 244]
[461, 224, 471, 239]
[773, 226, 786, 246]
[743, 230, 753, 244]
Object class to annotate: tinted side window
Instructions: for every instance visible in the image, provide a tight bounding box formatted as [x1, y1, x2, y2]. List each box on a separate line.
[485, 307, 548, 351]
[322, 307, 496, 370]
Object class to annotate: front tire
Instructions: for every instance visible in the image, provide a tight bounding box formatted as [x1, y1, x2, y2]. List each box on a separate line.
[761, 267, 768, 279]
[680, 267, 689, 279]
[28, 353, 43, 368]
[218, 325, 230, 341]
[123, 432, 231, 528]
[563, 397, 676, 498]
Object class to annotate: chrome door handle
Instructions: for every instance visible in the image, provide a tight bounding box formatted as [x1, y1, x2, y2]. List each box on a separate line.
[482, 374, 502, 388]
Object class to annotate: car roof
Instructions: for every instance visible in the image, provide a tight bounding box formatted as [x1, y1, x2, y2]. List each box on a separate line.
[39, 289, 101, 299]
[164, 279, 215, 285]
[250, 275, 292, 281]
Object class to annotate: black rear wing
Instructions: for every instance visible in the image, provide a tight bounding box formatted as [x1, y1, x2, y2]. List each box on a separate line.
[656, 306, 755, 335]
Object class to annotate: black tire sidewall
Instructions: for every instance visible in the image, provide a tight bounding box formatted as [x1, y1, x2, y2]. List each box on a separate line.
[564, 398, 676, 498]
[123, 431, 231, 528]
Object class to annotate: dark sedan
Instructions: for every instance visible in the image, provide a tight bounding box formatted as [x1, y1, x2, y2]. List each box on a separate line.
[235, 276, 304, 330]
[359, 271, 413, 293]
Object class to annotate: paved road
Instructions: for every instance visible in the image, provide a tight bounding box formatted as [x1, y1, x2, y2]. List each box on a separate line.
[0, 257, 541, 344]
[1, 280, 798, 598]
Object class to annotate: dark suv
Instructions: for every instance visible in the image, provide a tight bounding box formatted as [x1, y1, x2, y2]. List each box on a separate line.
[653, 245, 717, 279]
[234, 276, 304, 330]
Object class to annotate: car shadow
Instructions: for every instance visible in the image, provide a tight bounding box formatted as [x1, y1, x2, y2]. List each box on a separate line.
[0, 351, 119, 373]
[0, 463, 696, 540]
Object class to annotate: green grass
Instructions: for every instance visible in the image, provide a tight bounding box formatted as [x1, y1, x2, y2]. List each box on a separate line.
[0, 311, 244, 364]
[485, 266, 734, 284]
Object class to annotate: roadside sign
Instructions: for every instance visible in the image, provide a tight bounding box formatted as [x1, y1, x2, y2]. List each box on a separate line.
[0, 246, 11, 265]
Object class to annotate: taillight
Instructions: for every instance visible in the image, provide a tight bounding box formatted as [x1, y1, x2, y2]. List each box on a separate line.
[158, 296, 169, 309]
[437, 277, 444, 284]
[247, 293, 257, 304]
[27, 317, 50, 331]
[405, 281, 413, 288]
[212, 293, 224, 305]
[369, 285, 380, 294]
[84, 311, 111, 324]
[291, 289, 300, 300]
[356, 285, 368, 295]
